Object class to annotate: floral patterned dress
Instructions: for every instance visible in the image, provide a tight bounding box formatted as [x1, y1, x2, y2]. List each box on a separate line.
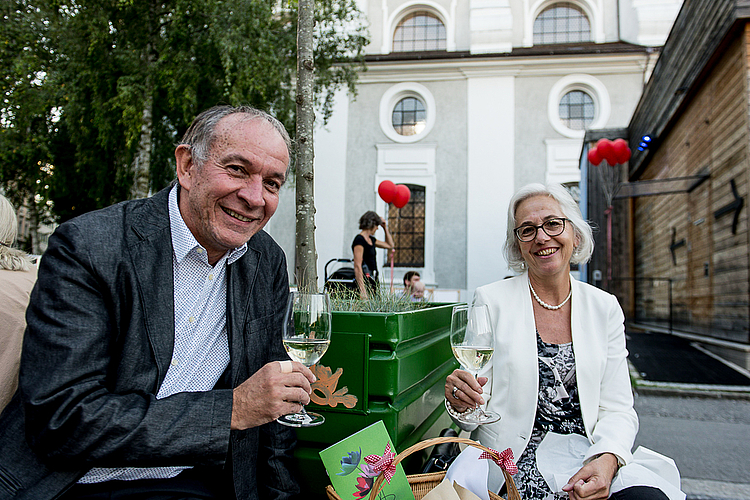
[512, 332, 586, 500]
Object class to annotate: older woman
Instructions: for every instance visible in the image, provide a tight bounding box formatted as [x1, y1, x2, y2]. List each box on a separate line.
[0, 194, 37, 413]
[445, 184, 679, 500]
[352, 210, 394, 299]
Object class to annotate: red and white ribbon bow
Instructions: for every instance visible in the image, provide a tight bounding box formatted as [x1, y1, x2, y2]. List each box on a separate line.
[364, 443, 397, 484]
[479, 447, 518, 475]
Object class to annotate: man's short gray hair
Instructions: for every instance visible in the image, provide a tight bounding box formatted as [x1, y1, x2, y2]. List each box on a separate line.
[503, 183, 594, 273]
[178, 105, 292, 171]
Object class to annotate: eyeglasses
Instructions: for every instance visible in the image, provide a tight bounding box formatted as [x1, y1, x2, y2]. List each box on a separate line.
[514, 218, 569, 242]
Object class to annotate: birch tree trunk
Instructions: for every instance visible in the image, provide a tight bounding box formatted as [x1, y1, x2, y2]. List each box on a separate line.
[294, 0, 318, 291]
[131, 87, 153, 199]
[130, 0, 156, 200]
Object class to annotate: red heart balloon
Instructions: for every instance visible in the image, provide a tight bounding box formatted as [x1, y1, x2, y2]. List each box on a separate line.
[612, 139, 630, 164]
[596, 138, 615, 165]
[587, 147, 603, 166]
[393, 184, 411, 208]
[378, 180, 396, 204]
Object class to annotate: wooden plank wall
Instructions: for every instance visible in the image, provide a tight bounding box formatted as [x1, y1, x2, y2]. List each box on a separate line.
[628, 0, 738, 176]
[631, 28, 750, 343]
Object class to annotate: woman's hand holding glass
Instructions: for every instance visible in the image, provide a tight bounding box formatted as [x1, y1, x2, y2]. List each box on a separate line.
[447, 304, 500, 424]
[446, 369, 487, 411]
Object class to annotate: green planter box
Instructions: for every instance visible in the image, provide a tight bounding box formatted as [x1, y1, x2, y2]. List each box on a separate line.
[294, 302, 460, 497]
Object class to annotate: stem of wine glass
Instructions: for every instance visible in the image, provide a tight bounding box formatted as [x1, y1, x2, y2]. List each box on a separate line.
[471, 372, 490, 417]
[298, 362, 314, 417]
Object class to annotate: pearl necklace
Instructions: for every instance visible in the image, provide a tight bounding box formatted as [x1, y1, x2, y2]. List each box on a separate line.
[528, 279, 572, 310]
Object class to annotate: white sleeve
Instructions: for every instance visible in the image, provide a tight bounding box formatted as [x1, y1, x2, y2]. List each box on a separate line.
[584, 294, 639, 465]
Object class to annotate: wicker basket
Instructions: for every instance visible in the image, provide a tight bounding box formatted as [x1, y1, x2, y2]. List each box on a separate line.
[324, 436, 521, 500]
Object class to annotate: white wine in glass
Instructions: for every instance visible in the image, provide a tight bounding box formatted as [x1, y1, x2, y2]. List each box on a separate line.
[277, 292, 332, 427]
[450, 303, 500, 424]
[451, 346, 495, 373]
[283, 338, 330, 366]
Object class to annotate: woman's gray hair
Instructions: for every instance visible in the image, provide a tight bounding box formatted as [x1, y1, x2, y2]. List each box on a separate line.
[0, 194, 33, 272]
[503, 183, 594, 273]
[178, 105, 292, 173]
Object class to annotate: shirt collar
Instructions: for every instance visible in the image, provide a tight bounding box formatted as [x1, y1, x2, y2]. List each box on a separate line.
[168, 184, 248, 265]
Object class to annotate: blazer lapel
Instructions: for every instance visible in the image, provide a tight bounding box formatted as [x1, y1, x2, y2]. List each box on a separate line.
[570, 277, 597, 439]
[128, 188, 176, 388]
[227, 247, 260, 386]
[513, 273, 540, 419]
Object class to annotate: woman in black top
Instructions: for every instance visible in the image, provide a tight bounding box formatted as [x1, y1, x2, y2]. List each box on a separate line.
[352, 211, 394, 299]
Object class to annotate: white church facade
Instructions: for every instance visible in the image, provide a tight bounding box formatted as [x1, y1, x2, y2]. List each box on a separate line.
[269, 0, 682, 296]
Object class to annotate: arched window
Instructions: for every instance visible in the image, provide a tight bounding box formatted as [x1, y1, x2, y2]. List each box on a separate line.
[388, 185, 426, 267]
[392, 97, 427, 136]
[393, 11, 446, 52]
[559, 90, 594, 130]
[533, 3, 591, 45]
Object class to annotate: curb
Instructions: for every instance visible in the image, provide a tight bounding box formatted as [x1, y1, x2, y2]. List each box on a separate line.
[682, 478, 750, 500]
[633, 382, 750, 400]
[628, 362, 750, 400]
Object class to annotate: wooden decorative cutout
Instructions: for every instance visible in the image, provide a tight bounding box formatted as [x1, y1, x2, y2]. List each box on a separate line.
[713, 179, 744, 235]
[670, 227, 686, 265]
[310, 364, 358, 408]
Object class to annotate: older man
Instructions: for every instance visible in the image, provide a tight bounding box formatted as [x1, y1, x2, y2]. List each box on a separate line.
[0, 106, 312, 500]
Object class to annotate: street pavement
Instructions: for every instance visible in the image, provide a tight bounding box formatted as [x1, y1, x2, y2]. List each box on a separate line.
[627, 329, 750, 500]
[633, 393, 750, 500]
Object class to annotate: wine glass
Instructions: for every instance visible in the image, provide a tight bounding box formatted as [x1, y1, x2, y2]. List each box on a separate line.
[450, 303, 500, 424]
[277, 291, 332, 427]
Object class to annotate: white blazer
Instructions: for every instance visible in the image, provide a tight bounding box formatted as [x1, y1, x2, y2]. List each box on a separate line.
[463, 273, 639, 492]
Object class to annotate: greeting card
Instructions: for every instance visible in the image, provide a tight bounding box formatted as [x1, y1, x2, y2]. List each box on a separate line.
[319, 420, 415, 500]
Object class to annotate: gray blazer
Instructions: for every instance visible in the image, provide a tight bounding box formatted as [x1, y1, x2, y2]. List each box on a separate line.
[0, 186, 298, 500]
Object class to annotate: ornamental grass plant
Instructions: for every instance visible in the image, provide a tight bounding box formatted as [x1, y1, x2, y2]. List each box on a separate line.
[328, 285, 432, 313]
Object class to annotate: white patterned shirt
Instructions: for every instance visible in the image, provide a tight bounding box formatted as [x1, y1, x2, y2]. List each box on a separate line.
[79, 184, 247, 483]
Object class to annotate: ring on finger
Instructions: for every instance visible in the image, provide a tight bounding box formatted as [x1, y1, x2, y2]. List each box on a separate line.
[452, 386, 460, 399]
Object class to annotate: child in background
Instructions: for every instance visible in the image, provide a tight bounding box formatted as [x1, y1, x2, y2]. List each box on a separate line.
[411, 280, 426, 302]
